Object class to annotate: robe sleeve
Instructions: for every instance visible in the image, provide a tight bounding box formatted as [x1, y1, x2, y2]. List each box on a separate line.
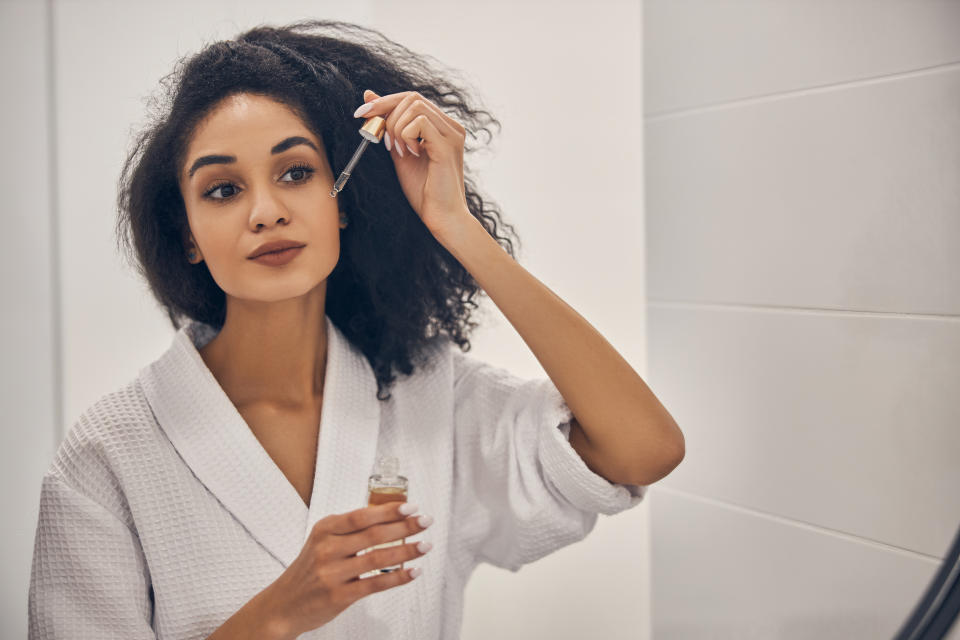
[28, 473, 156, 639]
[450, 348, 647, 573]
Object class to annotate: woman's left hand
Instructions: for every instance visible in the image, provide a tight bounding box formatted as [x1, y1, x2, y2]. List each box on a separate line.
[353, 89, 474, 242]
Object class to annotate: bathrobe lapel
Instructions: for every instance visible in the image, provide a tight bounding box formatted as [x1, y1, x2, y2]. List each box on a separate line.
[139, 315, 382, 569]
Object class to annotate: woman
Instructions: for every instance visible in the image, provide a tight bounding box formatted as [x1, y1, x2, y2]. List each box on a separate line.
[28, 19, 683, 640]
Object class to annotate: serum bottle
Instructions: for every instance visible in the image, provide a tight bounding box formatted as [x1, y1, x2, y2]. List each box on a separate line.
[360, 455, 408, 579]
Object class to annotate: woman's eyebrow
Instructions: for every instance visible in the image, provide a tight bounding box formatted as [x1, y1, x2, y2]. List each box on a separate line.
[187, 136, 320, 180]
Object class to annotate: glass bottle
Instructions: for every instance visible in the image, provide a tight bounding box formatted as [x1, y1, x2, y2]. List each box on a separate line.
[359, 455, 408, 579]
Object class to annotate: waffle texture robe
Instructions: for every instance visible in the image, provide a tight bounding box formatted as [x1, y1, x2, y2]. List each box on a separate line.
[28, 315, 647, 639]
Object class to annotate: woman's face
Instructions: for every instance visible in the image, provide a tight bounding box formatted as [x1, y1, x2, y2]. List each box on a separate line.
[178, 93, 344, 303]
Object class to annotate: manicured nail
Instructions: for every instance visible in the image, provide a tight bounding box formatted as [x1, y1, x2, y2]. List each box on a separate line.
[417, 541, 433, 553]
[384, 131, 392, 151]
[417, 514, 433, 528]
[406, 143, 419, 157]
[395, 139, 404, 157]
[409, 567, 422, 579]
[398, 502, 419, 516]
[354, 102, 374, 118]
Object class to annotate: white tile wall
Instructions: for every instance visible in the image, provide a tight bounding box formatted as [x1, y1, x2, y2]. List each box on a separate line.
[644, 0, 960, 117]
[650, 303, 960, 558]
[644, 0, 960, 637]
[646, 67, 960, 316]
[651, 489, 945, 639]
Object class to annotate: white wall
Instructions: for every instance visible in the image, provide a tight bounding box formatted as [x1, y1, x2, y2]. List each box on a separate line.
[643, 1, 960, 638]
[1, 1, 60, 637]
[7, 1, 649, 638]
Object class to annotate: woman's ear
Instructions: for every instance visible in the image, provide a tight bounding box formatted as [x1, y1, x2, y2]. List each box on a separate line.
[183, 232, 202, 263]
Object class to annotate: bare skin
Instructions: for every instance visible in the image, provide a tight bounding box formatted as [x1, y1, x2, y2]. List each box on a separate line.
[177, 92, 347, 502]
[236, 403, 321, 507]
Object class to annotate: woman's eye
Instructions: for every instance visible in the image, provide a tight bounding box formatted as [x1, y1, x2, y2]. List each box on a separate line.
[280, 163, 316, 183]
[203, 182, 238, 200]
[202, 163, 316, 201]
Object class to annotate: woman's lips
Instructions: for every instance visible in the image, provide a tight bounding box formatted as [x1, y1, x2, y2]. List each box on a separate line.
[249, 246, 304, 266]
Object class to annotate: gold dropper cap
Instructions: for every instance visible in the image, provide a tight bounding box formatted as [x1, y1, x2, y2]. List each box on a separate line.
[360, 116, 386, 143]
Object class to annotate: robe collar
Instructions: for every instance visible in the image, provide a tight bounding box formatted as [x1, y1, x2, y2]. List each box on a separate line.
[138, 314, 382, 568]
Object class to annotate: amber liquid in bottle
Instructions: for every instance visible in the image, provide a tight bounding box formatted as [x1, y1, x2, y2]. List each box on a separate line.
[359, 455, 408, 579]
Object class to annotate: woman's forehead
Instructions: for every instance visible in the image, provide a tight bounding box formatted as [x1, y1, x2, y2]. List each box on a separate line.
[190, 94, 316, 146]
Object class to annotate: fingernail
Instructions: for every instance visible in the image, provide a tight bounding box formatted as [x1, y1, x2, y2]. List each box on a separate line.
[406, 143, 419, 157]
[384, 131, 392, 151]
[417, 541, 433, 553]
[409, 567, 422, 579]
[417, 514, 434, 528]
[354, 102, 374, 118]
[396, 140, 404, 157]
[398, 502, 419, 516]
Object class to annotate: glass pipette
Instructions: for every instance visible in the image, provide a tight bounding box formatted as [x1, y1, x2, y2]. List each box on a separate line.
[329, 115, 387, 197]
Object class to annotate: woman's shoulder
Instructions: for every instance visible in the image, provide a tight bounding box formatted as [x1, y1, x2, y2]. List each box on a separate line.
[446, 343, 518, 390]
[49, 376, 159, 493]
[413, 335, 511, 385]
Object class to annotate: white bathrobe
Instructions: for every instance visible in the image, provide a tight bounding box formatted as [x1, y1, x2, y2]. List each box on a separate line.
[28, 315, 646, 639]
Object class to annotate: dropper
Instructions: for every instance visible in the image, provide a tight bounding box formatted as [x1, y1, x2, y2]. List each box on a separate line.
[329, 115, 387, 197]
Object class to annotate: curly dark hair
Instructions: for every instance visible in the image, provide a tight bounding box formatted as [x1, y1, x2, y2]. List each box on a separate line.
[115, 19, 522, 401]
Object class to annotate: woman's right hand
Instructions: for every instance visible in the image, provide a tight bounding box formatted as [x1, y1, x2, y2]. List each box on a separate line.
[260, 501, 433, 638]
